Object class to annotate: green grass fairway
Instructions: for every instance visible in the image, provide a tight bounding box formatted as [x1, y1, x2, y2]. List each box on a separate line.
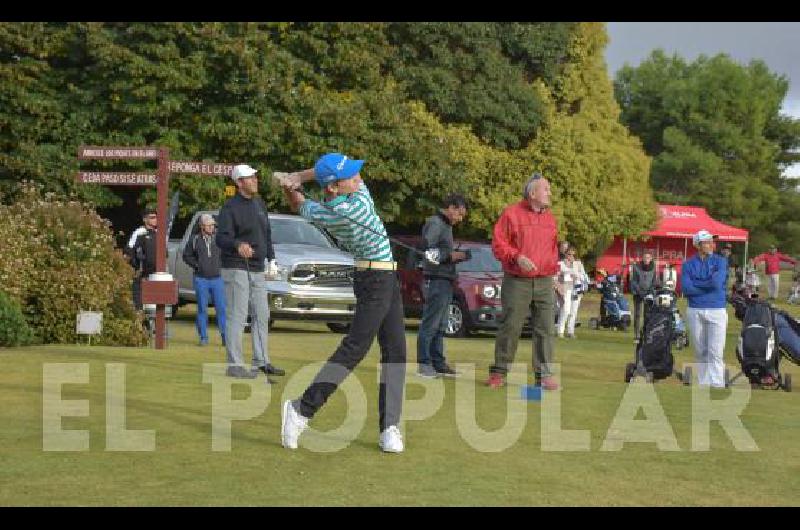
[1, 291, 799, 506]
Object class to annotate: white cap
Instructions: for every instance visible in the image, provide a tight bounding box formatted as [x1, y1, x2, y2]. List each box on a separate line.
[692, 229, 714, 247]
[231, 164, 258, 180]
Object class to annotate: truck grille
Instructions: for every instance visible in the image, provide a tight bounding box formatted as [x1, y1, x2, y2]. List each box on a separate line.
[290, 264, 354, 288]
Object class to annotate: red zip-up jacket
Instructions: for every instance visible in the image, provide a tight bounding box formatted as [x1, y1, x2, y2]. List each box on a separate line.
[492, 200, 559, 278]
[752, 252, 797, 275]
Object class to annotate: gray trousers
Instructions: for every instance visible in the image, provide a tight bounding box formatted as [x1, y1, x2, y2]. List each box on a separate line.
[221, 268, 270, 368]
[768, 274, 780, 299]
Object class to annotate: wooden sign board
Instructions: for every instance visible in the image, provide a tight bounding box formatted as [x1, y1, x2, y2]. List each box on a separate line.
[169, 160, 236, 176]
[76, 172, 157, 186]
[78, 146, 159, 159]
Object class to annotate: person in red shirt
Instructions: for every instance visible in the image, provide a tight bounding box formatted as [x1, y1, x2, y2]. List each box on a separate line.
[752, 246, 798, 300]
[486, 172, 562, 390]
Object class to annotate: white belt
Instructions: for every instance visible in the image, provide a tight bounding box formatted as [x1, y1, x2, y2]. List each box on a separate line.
[355, 260, 397, 271]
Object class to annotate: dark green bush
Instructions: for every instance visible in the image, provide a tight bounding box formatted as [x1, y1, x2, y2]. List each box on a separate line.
[0, 289, 36, 347]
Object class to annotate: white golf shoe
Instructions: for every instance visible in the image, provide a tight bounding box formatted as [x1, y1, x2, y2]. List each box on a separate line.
[281, 399, 308, 449]
[379, 425, 404, 453]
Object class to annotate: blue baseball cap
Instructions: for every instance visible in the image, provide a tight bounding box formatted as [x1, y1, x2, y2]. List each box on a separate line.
[313, 153, 364, 187]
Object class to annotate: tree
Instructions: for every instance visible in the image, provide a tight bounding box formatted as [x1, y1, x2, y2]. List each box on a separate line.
[0, 22, 655, 260]
[615, 50, 800, 254]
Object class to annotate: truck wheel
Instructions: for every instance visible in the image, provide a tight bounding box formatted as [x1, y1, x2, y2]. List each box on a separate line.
[445, 301, 467, 338]
[326, 323, 350, 334]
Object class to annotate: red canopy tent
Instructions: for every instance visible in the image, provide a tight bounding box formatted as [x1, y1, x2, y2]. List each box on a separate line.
[595, 205, 749, 293]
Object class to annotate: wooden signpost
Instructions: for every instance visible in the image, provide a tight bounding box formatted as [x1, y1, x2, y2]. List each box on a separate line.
[76, 146, 240, 350]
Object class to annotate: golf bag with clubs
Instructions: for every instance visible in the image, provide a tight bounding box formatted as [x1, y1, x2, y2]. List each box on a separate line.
[590, 274, 631, 331]
[732, 298, 791, 391]
[625, 291, 678, 383]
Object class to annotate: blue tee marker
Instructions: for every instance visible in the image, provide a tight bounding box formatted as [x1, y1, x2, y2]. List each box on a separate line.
[520, 384, 542, 401]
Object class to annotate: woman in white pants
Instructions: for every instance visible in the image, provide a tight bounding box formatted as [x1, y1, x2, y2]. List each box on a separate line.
[681, 230, 729, 387]
[557, 247, 588, 338]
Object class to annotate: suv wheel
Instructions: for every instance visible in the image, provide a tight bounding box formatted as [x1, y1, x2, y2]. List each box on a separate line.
[445, 300, 468, 338]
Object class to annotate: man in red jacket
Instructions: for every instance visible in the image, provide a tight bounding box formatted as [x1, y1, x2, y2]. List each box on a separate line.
[753, 245, 798, 300]
[486, 172, 562, 390]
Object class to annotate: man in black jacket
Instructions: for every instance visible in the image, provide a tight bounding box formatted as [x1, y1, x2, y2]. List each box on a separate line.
[125, 207, 158, 310]
[182, 213, 226, 347]
[216, 164, 284, 380]
[416, 194, 469, 378]
[630, 251, 659, 338]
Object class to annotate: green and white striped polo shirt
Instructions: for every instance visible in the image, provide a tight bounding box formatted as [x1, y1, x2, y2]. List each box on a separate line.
[299, 182, 393, 262]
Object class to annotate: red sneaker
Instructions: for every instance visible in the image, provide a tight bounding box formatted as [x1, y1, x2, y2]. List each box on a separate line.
[486, 373, 506, 389]
[540, 376, 559, 391]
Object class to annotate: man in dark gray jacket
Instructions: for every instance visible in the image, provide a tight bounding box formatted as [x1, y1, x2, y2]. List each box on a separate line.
[216, 164, 283, 381]
[182, 213, 226, 347]
[630, 251, 659, 338]
[417, 194, 469, 378]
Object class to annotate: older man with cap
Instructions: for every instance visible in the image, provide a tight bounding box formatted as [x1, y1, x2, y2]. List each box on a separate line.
[681, 229, 729, 387]
[216, 164, 283, 381]
[753, 245, 798, 300]
[276, 152, 407, 453]
[182, 213, 226, 346]
[486, 172, 562, 391]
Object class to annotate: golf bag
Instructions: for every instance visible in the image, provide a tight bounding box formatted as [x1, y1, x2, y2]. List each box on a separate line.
[735, 300, 780, 384]
[595, 275, 631, 331]
[774, 310, 800, 366]
[788, 280, 800, 305]
[635, 303, 675, 380]
[644, 287, 688, 349]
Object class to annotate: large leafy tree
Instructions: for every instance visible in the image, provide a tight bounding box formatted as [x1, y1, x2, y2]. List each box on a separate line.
[614, 50, 800, 254]
[0, 22, 655, 259]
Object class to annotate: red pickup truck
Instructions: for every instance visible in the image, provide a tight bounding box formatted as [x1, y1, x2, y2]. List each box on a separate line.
[392, 236, 528, 337]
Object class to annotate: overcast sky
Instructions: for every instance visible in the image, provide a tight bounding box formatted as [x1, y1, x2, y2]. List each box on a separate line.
[605, 22, 800, 176]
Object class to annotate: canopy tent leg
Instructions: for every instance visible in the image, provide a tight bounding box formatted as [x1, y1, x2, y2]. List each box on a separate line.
[744, 240, 748, 270]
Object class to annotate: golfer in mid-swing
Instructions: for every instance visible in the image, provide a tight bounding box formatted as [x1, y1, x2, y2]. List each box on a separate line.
[276, 153, 407, 453]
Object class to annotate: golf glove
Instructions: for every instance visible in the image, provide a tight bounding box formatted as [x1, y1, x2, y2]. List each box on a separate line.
[424, 248, 441, 265]
[272, 171, 290, 186]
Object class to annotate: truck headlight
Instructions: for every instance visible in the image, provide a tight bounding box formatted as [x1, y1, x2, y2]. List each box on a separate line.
[483, 284, 500, 299]
[276, 264, 289, 281]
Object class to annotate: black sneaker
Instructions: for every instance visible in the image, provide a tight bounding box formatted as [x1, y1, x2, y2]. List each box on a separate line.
[226, 366, 257, 379]
[434, 364, 458, 377]
[257, 364, 285, 376]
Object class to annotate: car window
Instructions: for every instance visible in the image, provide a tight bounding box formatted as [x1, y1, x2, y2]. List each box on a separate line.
[456, 246, 502, 272]
[270, 218, 334, 248]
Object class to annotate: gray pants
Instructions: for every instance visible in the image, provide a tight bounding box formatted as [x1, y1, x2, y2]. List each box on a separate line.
[221, 268, 270, 368]
[768, 274, 780, 299]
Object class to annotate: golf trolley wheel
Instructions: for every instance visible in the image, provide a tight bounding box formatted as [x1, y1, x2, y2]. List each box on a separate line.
[682, 366, 693, 386]
[589, 317, 599, 330]
[783, 373, 792, 392]
[724, 367, 732, 388]
[625, 363, 635, 383]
